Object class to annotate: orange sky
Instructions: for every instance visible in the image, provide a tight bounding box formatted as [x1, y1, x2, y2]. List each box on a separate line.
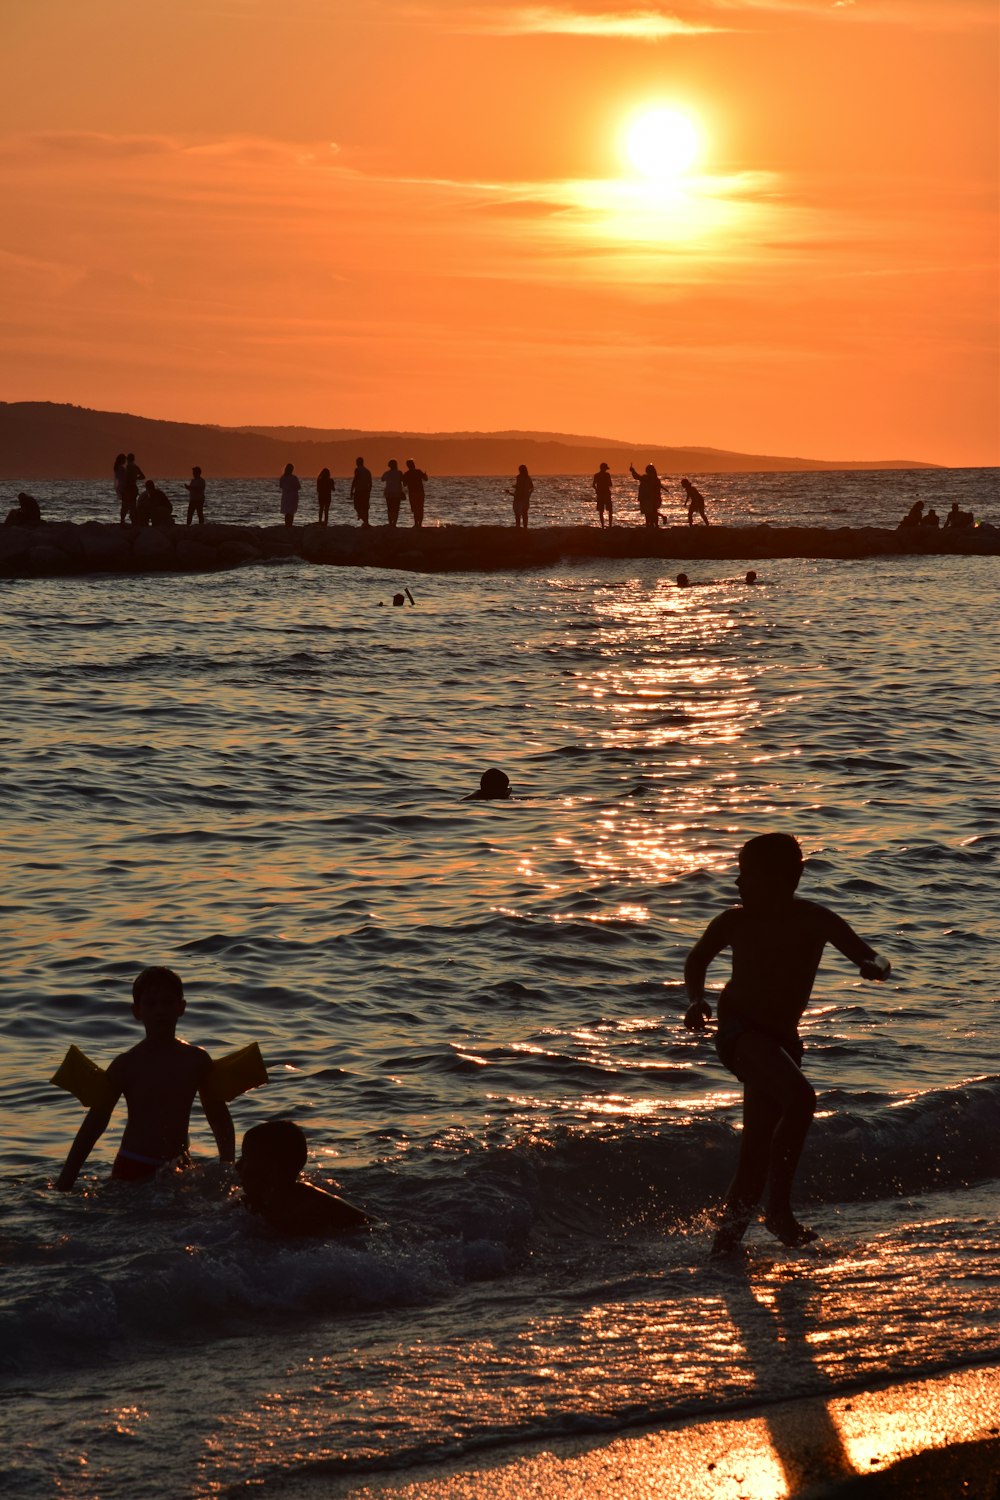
[1, 0, 997, 464]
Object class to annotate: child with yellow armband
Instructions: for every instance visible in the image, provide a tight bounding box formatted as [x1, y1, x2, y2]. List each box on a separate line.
[54, 967, 266, 1189]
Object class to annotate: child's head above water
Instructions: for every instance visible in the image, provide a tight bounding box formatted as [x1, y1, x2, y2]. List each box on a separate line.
[239, 1118, 308, 1193]
[737, 832, 804, 904]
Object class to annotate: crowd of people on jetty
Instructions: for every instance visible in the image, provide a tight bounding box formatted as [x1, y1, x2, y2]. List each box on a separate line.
[95, 450, 722, 531]
[4, 454, 982, 535]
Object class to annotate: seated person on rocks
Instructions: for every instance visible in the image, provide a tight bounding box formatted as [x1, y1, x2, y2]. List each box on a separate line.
[920, 507, 940, 527]
[897, 501, 924, 529]
[139, 480, 174, 527]
[943, 502, 974, 529]
[238, 1119, 372, 1236]
[4, 492, 42, 527]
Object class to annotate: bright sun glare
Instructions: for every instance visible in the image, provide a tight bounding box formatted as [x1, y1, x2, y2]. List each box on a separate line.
[624, 108, 702, 180]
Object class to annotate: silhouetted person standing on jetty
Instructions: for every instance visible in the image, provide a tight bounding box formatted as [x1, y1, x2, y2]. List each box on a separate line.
[350, 458, 372, 527]
[316, 468, 335, 525]
[592, 463, 613, 528]
[630, 463, 662, 527]
[681, 478, 709, 526]
[511, 465, 533, 528]
[114, 453, 127, 522]
[402, 460, 428, 527]
[381, 460, 405, 527]
[120, 453, 144, 526]
[279, 463, 300, 528]
[185, 466, 206, 525]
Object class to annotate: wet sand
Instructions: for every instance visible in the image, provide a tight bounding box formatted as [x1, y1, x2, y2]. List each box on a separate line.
[0, 520, 996, 577]
[277, 1363, 999, 1499]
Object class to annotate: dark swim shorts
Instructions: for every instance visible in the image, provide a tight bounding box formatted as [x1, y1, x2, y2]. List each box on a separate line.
[715, 1016, 803, 1078]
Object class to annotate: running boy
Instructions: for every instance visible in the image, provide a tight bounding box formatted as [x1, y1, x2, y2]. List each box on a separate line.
[684, 833, 890, 1255]
[56, 967, 235, 1189]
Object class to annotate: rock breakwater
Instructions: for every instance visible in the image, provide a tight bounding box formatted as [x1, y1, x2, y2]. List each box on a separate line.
[0, 520, 995, 579]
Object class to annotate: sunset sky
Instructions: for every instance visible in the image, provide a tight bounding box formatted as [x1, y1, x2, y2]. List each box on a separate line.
[1, 0, 997, 464]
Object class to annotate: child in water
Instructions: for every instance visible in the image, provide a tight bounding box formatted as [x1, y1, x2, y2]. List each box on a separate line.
[238, 1119, 372, 1236]
[56, 967, 235, 1188]
[684, 833, 890, 1255]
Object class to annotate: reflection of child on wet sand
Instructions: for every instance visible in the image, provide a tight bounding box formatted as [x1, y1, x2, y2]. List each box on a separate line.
[56, 967, 235, 1189]
[683, 834, 890, 1256]
[238, 1119, 371, 1236]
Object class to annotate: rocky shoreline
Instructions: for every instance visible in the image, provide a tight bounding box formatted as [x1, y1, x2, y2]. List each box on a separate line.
[1, 519, 995, 578]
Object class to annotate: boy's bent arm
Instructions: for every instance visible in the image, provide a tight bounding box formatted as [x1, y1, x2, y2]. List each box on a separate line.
[821, 907, 891, 979]
[683, 913, 732, 1029]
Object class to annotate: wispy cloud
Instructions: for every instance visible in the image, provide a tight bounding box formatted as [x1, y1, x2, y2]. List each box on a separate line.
[465, 7, 720, 37]
[420, 0, 997, 34]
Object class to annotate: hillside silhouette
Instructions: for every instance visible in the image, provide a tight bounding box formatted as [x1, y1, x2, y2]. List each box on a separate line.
[0, 402, 936, 479]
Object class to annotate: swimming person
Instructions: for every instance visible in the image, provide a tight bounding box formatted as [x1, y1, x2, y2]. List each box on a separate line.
[629, 463, 663, 528]
[316, 467, 335, 524]
[279, 463, 301, 528]
[511, 465, 533, 528]
[681, 478, 709, 526]
[350, 457, 373, 527]
[381, 460, 405, 527]
[185, 466, 206, 525]
[464, 768, 512, 800]
[592, 463, 613, 528]
[55, 967, 235, 1189]
[683, 832, 890, 1256]
[402, 460, 428, 527]
[238, 1119, 372, 1236]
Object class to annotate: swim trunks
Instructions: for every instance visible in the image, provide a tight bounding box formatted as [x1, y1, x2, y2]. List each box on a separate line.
[715, 1016, 803, 1077]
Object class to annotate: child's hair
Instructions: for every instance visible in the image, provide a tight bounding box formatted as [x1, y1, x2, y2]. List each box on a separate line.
[739, 833, 804, 885]
[241, 1119, 308, 1179]
[132, 966, 184, 1005]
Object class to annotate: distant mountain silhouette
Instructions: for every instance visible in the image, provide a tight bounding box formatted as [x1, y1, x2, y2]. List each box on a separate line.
[0, 402, 937, 480]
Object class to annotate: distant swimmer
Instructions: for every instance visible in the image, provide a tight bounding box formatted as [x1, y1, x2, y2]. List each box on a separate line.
[676, 573, 691, 589]
[511, 465, 533, 528]
[745, 571, 758, 585]
[592, 463, 613, 529]
[381, 460, 405, 527]
[402, 460, 428, 528]
[316, 467, 335, 525]
[350, 457, 373, 527]
[897, 501, 924, 529]
[185, 466, 206, 525]
[681, 478, 710, 527]
[279, 462, 301, 528]
[629, 463, 663, 528]
[238, 1119, 372, 1237]
[55, 967, 236, 1189]
[684, 833, 891, 1256]
[464, 767, 512, 801]
[943, 502, 974, 530]
[4, 491, 42, 527]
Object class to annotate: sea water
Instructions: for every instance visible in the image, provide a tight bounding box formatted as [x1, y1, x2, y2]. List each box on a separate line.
[0, 471, 997, 1498]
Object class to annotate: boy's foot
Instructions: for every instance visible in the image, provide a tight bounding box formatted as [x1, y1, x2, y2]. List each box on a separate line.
[710, 1211, 751, 1258]
[763, 1212, 819, 1247]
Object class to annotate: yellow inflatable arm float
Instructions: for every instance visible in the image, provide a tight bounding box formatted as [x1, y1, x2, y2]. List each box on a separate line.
[51, 1042, 268, 1108]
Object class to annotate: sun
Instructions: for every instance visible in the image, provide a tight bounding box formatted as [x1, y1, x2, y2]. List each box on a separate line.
[624, 108, 703, 180]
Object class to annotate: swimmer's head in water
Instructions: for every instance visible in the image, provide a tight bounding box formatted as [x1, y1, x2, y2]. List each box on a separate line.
[392, 593, 405, 606]
[676, 573, 690, 588]
[737, 833, 803, 902]
[239, 1119, 308, 1190]
[479, 768, 511, 799]
[745, 570, 757, 584]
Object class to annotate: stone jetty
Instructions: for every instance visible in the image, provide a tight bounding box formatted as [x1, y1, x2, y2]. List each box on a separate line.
[0, 520, 996, 579]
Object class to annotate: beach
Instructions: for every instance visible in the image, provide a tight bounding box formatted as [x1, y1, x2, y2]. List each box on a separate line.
[1, 470, 998, 1499]
[282, 1364, 1000, 1498]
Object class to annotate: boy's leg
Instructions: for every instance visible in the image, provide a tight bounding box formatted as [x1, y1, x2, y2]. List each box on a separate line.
[714, 1031, 817, 1253]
